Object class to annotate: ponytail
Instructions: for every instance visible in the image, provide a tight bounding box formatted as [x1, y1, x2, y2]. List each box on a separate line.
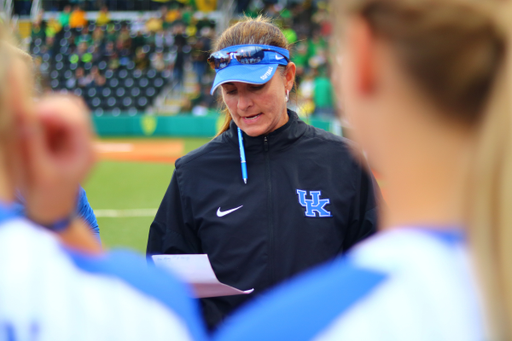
[215, 108, 232, 138]
[467, 15, 512, 338]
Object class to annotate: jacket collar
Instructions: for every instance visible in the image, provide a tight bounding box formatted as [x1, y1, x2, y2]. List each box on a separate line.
[225, 110, 307, 153]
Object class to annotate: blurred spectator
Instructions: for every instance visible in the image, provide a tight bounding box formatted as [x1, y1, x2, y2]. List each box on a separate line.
[108, 52, 120, 70]
[307, 31, 327, 61]
[165, 7, 181, 25]
[31, 21, 45, 42]
[91, 44, 103, 63]
[75, 26, 92, 45]
[96, 5, 111, 26]
[69, 5, 87, 29]
[282, 21, 297, 45]
[173, 24, 187, 49]
[91, 27, 105, 47]
[154, 29, 166, 49]
[164, 27, 175, 47]
[71, 67, 89, 88]
[191, 27, 211, 85]
[45, 14, 62, 38]
[308, 47, 327, 69]
[104, 41, 115, 58]
[159, 6, 171, 30]
[172, 48, 185, 91]
[77, 41, 88, 57]
[68, 41, 93, 65]
[131, 14, 147, 34]
[151, 51, 167, 71]
[117, 26, 132, 50]
[90, 66, 106, 89]
[146, 14, 163, 32]
[293, 40, 309, 80]
[134, 47, 149, 70]
[45, 35, 58, 56]
[299, 71, 314, 102]
[65, 71, 77, 89]
[195, 0, 216, 12]
[298, 71, 315, 117]
[58, 5, 72, 27]
[179, 96, 193, 114]
[181, 5, 193, 25]
[172, 24, 187, 91]
[313, 68, 334, 118]
[132, 31, 146, 52]
[191, 84, 215, 116]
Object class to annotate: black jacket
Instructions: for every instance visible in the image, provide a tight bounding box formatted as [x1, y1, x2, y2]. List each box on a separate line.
[147, 111, 379, 330]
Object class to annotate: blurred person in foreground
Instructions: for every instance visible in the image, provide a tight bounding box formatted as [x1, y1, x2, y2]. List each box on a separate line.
[213, 0, 512, 340]
[0, 36, 207, 340]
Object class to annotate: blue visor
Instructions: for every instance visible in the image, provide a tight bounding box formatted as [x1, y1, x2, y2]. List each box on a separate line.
[210, 44, 290, 95]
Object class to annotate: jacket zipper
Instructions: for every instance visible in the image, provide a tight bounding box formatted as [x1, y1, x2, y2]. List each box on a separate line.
[264, 136, 275, 286]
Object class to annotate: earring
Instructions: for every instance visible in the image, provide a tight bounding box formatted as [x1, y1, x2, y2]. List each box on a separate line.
[285, 90, 290, 102]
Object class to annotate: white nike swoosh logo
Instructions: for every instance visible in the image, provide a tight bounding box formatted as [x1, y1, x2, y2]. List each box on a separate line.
[275, 55, 285, 60]
[217, 205, 243, 217]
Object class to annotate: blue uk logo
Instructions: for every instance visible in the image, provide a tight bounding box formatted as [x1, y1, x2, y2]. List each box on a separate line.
[296, 190, 332, 217]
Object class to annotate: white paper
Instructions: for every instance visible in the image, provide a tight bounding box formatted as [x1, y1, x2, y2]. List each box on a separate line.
[152, 254, 254, 298]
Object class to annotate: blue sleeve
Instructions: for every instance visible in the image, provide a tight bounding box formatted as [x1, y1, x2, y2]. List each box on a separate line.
[67, 249, 209, 341]
[213, 257, 387, 341]
[77, 187, 101, 241]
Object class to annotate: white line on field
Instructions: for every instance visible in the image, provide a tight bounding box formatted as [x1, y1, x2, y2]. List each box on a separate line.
[93, 208, 158, 218]
[95, 143, 134, 153]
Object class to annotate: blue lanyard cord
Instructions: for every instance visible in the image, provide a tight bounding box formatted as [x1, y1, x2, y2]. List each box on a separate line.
[237, 127, 248, 184]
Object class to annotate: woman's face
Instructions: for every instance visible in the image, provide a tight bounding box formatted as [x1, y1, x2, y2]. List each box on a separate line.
[221, 64, 295, 137]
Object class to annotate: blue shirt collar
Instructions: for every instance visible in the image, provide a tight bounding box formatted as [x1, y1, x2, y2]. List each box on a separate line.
[0, 200, 21, 225]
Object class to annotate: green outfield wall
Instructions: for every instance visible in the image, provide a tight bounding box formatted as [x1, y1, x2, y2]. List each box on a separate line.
[91, 114, 337, 137]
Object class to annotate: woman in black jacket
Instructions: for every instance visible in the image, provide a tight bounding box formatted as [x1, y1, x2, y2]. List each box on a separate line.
[147, 16, 380, 331]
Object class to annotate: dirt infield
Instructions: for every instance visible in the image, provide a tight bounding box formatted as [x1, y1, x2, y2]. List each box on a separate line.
[95, 140, 185, 163]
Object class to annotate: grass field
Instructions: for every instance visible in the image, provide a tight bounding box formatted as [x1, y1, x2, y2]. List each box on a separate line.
[83, 137, 211, 254]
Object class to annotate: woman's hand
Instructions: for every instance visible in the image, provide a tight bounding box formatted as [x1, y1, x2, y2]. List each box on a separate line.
[59, 218, 103, 255]
[19, 95, 96, 229]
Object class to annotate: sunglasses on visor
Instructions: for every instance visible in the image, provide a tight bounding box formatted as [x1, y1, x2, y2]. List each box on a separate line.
[207, 46, 290, 70]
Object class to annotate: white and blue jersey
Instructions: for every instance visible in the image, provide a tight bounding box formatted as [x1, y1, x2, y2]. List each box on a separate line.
[214, 228, 485, 341]
[0, 202, 207, 341]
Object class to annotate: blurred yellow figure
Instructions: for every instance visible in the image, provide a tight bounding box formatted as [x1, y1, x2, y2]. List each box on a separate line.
[69, 5, 87, 29]
[195, 0, 217, 12]
[96, 5, 110, 26]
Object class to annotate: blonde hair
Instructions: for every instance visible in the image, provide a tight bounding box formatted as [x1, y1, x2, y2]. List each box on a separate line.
[0, 32, 32, 143]
[335, 0, 511, 339]
[212, 16, 290, 137]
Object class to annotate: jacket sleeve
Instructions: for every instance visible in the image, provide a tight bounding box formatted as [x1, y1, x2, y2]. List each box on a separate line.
[343, 164, 381, 252]
[76, 186, 101, 241]
[146, 168, 202, 258]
